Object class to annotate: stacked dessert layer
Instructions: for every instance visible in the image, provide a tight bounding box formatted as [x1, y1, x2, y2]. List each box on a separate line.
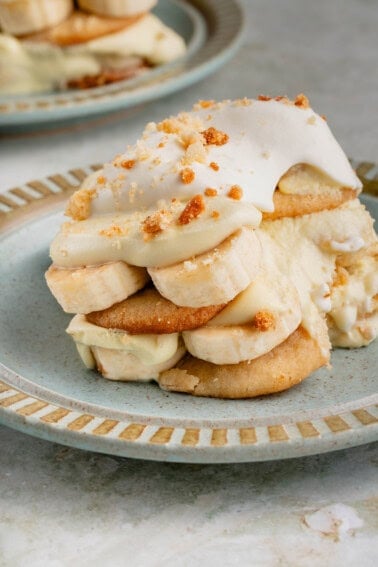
[0, 0, 186, 94]
[46, 96, 378, 398]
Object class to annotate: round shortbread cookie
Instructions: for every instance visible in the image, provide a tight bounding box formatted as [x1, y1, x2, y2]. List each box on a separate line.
[263, 187, 357, 220]
[158, 326, 329, 399]
[86, 287, 226, 334]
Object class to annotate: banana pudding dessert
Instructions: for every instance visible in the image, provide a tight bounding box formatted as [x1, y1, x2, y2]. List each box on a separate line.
[0, 0, 186, 94]
[46, 95, 378, 398]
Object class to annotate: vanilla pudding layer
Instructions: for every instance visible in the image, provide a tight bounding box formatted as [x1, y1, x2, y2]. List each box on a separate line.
[0, 13, 186, 94]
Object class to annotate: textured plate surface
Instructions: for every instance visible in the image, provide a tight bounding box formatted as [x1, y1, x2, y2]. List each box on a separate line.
[0, 0, 244, 129]
[0, 161, 377, 463]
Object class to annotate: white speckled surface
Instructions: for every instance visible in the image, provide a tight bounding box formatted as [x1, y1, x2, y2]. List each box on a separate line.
[1, 0, 377, 565]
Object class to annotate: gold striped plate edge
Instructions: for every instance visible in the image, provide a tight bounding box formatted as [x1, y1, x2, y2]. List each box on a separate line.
[0, 160, 376, 222]
[0, 165, 102, 218]
[0, 381, 377, 447]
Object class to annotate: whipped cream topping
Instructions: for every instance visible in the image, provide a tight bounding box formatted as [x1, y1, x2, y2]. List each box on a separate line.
[67, 314, 180, 364]
[0, 13, 186, 94]
[81, 98, 361, 218]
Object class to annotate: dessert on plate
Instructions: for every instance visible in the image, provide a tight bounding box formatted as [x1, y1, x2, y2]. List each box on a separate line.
[0, 0, 186, 94]
[45, 95, 378, 398]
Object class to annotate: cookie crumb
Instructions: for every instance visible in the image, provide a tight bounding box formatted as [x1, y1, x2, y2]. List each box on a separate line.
[181, 167, 196, 184]
[178, 195, 205, 225]
[197, 99, 215, 109]
[294, 93, 310, 108]
[141, 210, 169, 238]
[65, 188, 96, 221]
[209, 161, 219, 171]
[211, 210, 220, 219]
[99, 225, 128, 238]
[227, 185, 243, 200]
[121, 159, 136, 170]
[252, 311, 275, 331]
[202, 127, 229, 146]
[204, 188, 218, 197]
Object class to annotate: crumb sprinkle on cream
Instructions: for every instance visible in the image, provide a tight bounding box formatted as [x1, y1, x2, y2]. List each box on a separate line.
[178, 195, 205, 225]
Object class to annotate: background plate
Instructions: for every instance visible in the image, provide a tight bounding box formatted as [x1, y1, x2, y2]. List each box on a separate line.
[0, 0, 244, 130]
[0, 162, 377, 463]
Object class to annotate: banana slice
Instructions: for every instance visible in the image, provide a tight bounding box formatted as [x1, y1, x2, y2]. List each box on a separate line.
[183, 274, 302, 364]
[67, 314, 181, 365]
[90, 341, 186, 381]
[148, 228, 262, 308]
[0, 0, 73, 36]
[70, 313, 186, 381]
[77, 0, 157, 18]
[45, 261, 148, 314]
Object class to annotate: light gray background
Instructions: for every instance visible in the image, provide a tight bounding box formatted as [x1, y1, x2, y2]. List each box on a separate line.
[1, 1, 377, 565]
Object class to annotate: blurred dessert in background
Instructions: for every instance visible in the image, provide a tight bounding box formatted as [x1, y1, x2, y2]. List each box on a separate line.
[0, 0, 186, 94]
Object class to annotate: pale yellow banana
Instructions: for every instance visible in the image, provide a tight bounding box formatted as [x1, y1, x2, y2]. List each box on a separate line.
[183, 274, 302, 364]
[148, 228, 262, 308]
[77, 0, 157, 18]
[45, 261, 148, 314]
[0, 0, 73, 35]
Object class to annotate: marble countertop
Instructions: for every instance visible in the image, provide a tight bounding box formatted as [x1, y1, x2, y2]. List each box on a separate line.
[1, 1, 377, 565]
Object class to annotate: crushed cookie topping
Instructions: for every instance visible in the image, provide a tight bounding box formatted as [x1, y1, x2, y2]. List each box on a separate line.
[294, 93, 310, 108]
[252, 311, 276, 331]
[204, 188, 218, 197]
[99, 225, 128, 238]
[65, 188, 96, 221]
[180, 167, 196, 184]
[234, 97, 252, 107]
[195, 99, 216, 109]
[209, 161, 219, 171]
[182, 140, 207, 166]
[211, 210, 220, 219]
[227, 185, 243, 200]
[202, 127, 229, 146]
[97, 175, 106, 184]
[177, 195, 205, 225]
[157, 114, 204, 135]
[258, 93, 311, 109]
[157, 118, 180, 135]
[141, 210, 170, 238]
[121, 159, 136, 170]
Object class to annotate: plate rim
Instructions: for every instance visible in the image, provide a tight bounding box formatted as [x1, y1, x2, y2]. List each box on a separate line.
[0, 0, 245, 128]
[0, 162, 377, 463]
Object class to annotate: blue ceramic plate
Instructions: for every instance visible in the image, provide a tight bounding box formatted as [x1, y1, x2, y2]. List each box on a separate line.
[0, 0, 244, 130]
[0, 162, 377, 463]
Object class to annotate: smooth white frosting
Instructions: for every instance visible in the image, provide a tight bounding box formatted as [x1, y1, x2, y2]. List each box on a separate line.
[85, 98, 361, 217]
